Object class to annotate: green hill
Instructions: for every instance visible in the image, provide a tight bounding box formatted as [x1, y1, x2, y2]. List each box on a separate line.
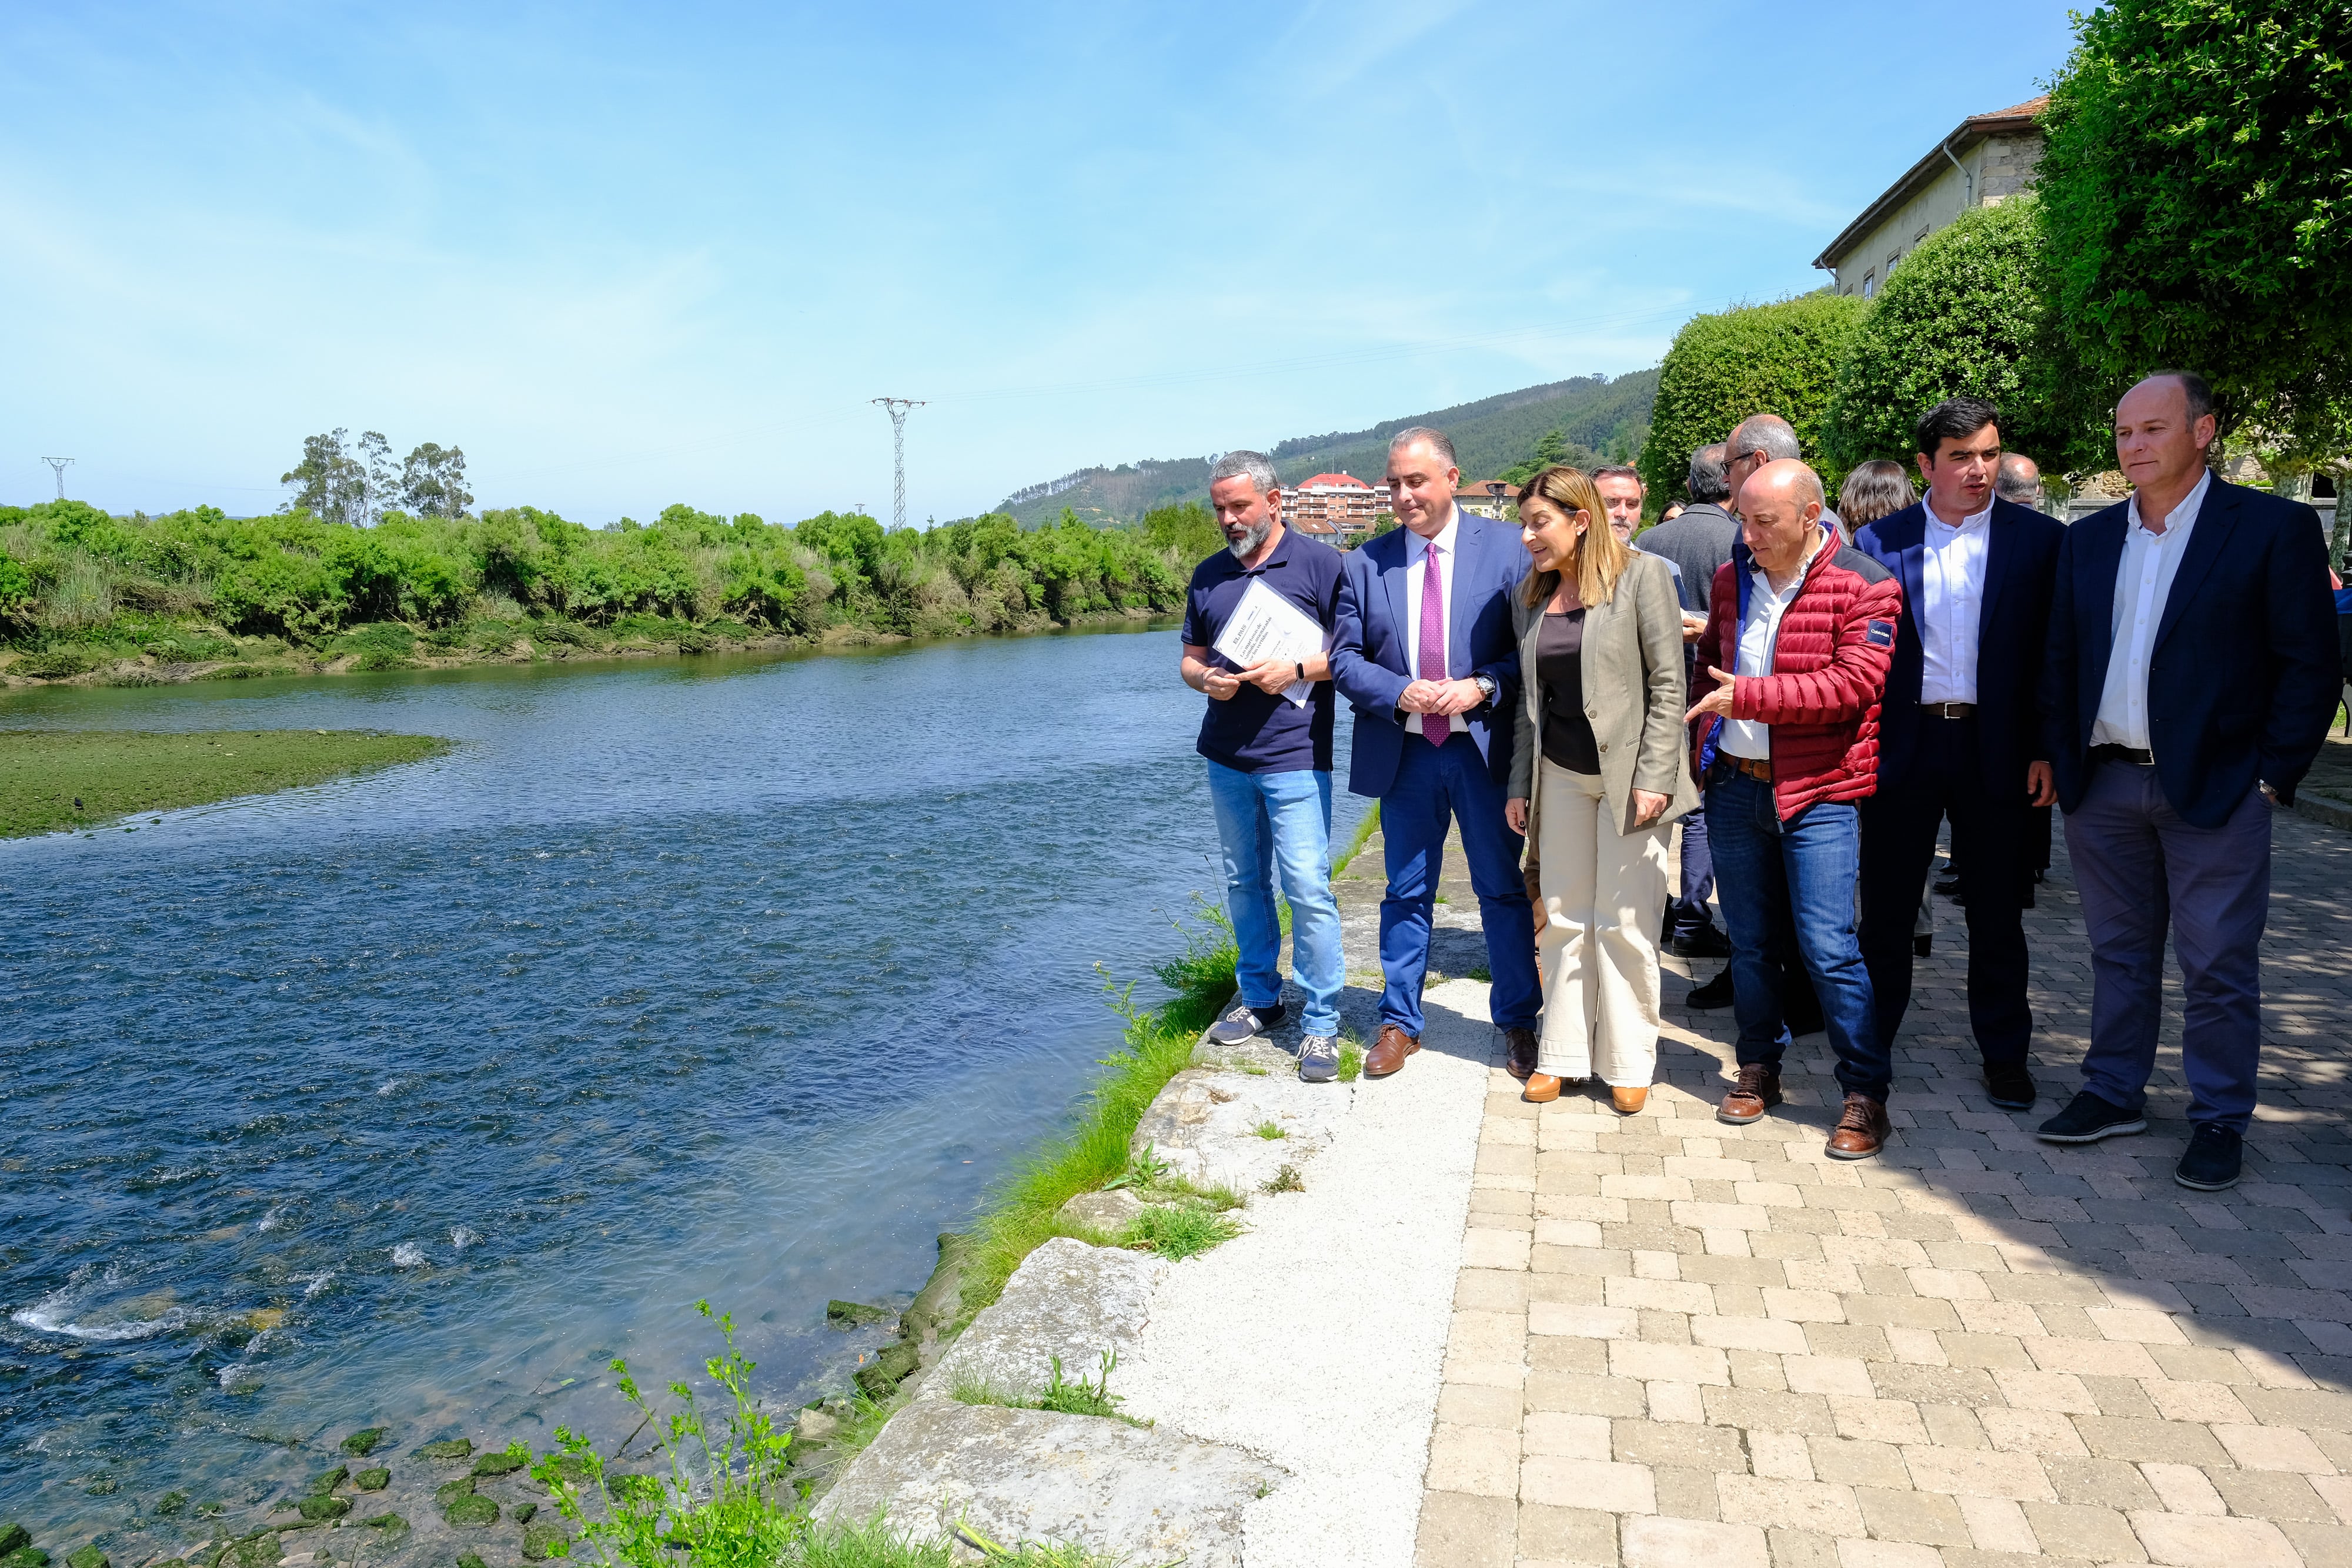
[992, 370, 1658, 527]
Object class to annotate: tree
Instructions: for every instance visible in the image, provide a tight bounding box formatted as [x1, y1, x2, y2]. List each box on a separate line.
[401, 443, 473, 518]
[2036, 0, 2352, 457]
[356, 431, 397, 523]
[1636, 292, 1867, 503]
[281, 429, 369, 524]
[1823, 197, 2106, 474]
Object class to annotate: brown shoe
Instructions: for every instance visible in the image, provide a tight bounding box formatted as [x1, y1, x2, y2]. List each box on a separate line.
[1365, 1023, 1421, 1078]
[1827, 1092, 1891, 1159]
[1522, 1072, 1562, 1104]
[1718, 1063, 1782, 1125]
[1504, 1027, 1538, 1081]
[1611, 1085, 1649, 1116]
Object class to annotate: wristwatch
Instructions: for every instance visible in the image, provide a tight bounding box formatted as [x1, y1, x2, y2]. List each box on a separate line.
[1472, 674, 1498, 705]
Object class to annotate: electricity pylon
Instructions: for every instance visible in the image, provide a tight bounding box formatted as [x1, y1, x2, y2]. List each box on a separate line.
[40, 457, 73, 499]
[870, 399, 925, 531]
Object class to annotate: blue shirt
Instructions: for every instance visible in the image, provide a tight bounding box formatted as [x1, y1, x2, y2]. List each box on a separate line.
[1181, 530, 1344, 774]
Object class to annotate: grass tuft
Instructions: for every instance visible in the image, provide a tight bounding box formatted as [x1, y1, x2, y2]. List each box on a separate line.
[1251, 1121, 1285, 1141]
[1121, 1204, 1242, 1261]
[1337, 1034, 1364, 1084]
[1332, 802, 1381, 877]
[953, 1353, 1150, 1432]
[1261, 1164, 1304, 1195]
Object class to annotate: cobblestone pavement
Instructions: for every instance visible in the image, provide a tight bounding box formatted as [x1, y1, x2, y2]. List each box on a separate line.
[1415, 805, 2352, 1568]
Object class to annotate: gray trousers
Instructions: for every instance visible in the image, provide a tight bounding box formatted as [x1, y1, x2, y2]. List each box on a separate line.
[2064, 761, 2272, 1131]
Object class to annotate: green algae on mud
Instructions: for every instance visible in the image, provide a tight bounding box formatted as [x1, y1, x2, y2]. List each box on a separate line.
[0, 728, 450, 837]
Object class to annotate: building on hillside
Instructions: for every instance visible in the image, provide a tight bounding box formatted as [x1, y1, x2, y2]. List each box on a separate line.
[1289, 512, 1341, 543]
[1814, 96, 2047, 300]
[1287, 472, 1388, 542]
[1458, 480, 1515, 521]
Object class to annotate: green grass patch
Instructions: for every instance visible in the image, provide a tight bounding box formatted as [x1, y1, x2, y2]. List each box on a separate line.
[1252, 1120, 1285, 1141]
[0, 728, 451, 837]
[953, 908, 1237, 1323]
[1337, 1028, 1365, 1083]
[951, 1352, 1148, 1430]
[1332, 802, 1379, 876]
[1261, 1162, 1305, 1194]
[1120, 1203, 1242, 1261]
[1467, 964, 1492, 982]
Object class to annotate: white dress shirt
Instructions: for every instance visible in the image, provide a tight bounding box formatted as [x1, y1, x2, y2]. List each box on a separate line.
[1403, 504, 1467, 739]
[1919, 499, 1992, 704]
[2091, 469, 2211, 750]
[1720, 533, 1821, 760]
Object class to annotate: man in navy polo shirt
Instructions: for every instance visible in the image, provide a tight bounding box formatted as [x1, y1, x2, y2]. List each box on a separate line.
[1180, 449, 1349, 1084]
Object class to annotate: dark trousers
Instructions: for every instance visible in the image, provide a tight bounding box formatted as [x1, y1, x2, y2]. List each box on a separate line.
[1665, 810, 1717, 939]
[2065, 761, 2271, 1132]
[1707, 770, 1887, 1100]
[1857, 718, 2032, 1068]
[1378, 733, 1542, 1036]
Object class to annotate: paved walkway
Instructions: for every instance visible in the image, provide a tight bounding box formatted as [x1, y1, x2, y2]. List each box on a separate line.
[1412, 804, 2352, 1568]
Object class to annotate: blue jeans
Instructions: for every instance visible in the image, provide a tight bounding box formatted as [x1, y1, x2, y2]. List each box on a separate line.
[1705, 770, 1887, 1099]
[1205, 760, 1345, 1036]
[1377, 733, 1541, 1037]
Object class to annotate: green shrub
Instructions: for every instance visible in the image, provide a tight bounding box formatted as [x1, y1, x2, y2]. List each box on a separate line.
[1824, 198, 2105, 475]
[1637, 292, 1867, 503]
[15, 648, 95, 678]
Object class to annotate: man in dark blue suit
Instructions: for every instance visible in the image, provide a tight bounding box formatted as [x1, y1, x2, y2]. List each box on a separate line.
[1330, 426, 1540, 1078]
[1854, 399, 2063, 1112]
[2036, 372, 2339, 1190]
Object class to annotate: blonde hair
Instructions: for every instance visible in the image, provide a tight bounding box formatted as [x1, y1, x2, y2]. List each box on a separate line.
[1516, 465, 1629, 609]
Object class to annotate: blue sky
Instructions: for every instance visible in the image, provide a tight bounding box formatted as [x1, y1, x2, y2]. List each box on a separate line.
[1, 1, 2079, 525]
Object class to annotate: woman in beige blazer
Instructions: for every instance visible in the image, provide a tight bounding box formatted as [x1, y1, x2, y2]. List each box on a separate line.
[1502, 466, 1699, 1111]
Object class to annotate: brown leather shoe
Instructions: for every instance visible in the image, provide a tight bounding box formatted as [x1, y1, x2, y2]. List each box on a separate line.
[1504, 1027, 1538, 1081]
[1826, 1092, 1891, 1159]
[1717, 1063, 1782, 1125]
[1365, 1023, 1421, 1078]
[1522, 1072, 1562, 1103]
[1611, 1085, 1649, 1116]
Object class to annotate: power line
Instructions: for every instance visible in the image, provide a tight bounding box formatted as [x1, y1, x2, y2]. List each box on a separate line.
[870, 399, 926, 531]
[39, 457, 74, 500]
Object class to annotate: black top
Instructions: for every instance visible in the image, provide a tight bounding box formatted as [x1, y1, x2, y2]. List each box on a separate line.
[1536, 610, 1600, 774]
[1180, 531, 1346, 773]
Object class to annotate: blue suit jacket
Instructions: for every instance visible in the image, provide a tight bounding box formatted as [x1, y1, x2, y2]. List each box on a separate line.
[1330, 511, 1531, 798]
[1853, 497, 2063, 798]
[2037, 479, 2338, 828]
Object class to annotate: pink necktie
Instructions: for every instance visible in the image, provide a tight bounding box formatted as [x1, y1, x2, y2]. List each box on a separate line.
[1419, 540, 1448, 745]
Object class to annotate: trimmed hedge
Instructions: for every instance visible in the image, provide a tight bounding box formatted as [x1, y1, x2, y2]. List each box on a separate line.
[1822, 198, 2104, 475]
[1636, 292, 1866, 506]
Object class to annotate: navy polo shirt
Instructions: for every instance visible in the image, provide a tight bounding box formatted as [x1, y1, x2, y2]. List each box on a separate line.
[1181, 530, 1344, 774]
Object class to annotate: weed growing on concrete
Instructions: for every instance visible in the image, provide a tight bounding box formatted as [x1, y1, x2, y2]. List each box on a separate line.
[951, 1354, 1150, 1432]
[1100, 1145, 1170, 1192]
[805, 1517, 1131, 1566]
[1337, 1032, 1364, 1083]
[1121, 1204, 1242, 1261]
[956, 910, 1236, 1325]
[1252, 1121, 1285, 1140]
[1261, 1164, 1304, 1194]
[1467, 964, 1492, 982]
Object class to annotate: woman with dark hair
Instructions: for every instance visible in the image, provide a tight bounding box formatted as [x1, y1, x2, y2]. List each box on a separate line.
[1837, 460, 1916, 537]
[1502, 466, 1699, 1111]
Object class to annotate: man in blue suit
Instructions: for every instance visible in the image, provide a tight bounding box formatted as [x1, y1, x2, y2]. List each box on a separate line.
[2036, 371, 2339, 1191]
[1854, 399, 2063, 1113]
[1330, 426, 1540, 1078]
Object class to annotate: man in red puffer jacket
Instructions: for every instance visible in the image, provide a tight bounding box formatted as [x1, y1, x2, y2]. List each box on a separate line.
[1687, 460, 1902, 1158]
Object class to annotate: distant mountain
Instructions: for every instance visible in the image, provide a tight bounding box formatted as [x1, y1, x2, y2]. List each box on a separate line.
[991, 370, 1659, 527]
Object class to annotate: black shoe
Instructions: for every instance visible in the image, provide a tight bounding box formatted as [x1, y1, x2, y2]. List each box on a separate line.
[2036, 1089, 2146, 1144]
[1914, 934, 1933, 958]
[1671, 925, 1733, 959]
[1685, 969, 1735, 1009]
[1660, 909, 1673, 945]
[1983, 1063, 2037, 1112]
[2176, 1124, 2244, 1191]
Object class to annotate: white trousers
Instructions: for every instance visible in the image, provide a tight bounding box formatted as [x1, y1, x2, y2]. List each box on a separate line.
[1535, 759, 1669, 1085]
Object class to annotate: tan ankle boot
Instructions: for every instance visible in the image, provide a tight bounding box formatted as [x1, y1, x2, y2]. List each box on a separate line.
[1522, 1073, 1562, 1103]
[1611, 1085, 1649, 1115]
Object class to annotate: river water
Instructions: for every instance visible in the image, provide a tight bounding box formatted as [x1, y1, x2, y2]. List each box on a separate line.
[0, 627, 1365, 1534]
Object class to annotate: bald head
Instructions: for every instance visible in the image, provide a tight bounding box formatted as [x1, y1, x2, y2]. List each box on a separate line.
[1995, 452, 2043, 507]
[1739, 459, 1826, 580]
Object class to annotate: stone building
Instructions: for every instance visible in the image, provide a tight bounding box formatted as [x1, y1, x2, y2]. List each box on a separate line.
[1287, 472, 1387, 541]
[1814, 96, 2047, 300]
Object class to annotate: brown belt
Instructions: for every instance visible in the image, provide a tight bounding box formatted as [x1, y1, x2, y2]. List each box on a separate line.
[1732, 755, 1773, 781]
[1920, 701, 1976, 719]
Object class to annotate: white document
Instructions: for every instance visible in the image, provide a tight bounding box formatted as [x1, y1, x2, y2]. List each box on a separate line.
[1211, 577, 1331, 707]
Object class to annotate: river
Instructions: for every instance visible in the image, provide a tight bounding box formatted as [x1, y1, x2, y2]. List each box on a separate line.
[0, 627, 1365, 1534]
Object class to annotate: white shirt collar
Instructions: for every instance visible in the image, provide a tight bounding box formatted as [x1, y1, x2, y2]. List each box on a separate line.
[1926, 497, 1994, 534]
[1410, 504, 1461, 557]
[2126, 467, 2211, 540]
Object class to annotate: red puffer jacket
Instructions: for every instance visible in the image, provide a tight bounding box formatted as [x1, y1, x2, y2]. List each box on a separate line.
[1693, 526, 1900, 819]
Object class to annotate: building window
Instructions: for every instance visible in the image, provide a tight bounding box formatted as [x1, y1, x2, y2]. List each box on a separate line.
[1862, 272, 1876, 299]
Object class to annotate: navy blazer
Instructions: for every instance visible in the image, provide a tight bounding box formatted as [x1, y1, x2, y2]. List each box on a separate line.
[2037, 479, 2338, 828]
[1853, 497, 2063, 798]
[1329, 510, 1531, 798]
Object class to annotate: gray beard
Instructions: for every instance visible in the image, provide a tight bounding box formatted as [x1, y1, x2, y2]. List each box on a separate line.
[1227, 517, 1275, 559]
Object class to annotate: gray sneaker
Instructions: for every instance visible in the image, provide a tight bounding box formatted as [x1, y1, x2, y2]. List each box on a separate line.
[1208, 999, 1285, 1046]
[1298, 1034, 1339, 1084]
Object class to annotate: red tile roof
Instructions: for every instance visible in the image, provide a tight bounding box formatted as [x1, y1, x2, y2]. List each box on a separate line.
[1297, 472, 1374, 490]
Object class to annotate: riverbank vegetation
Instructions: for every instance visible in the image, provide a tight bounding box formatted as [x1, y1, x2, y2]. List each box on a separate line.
[0, 728, 450, 836]
[0, 498, 1224, 683]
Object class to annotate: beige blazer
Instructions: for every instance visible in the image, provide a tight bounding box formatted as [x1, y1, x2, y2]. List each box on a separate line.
[1508, 550, 1699, 841]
